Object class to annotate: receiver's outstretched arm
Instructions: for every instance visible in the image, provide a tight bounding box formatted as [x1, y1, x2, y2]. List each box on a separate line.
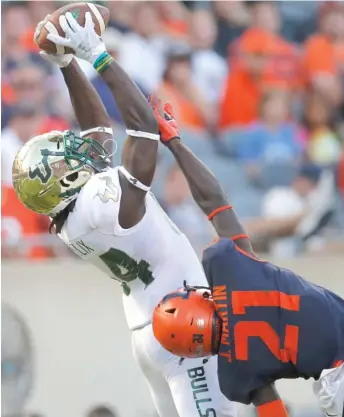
[61, 59, 113, 150]
[47, 12, 159, 229]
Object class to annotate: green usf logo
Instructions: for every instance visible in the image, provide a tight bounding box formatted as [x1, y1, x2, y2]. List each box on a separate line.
[28, 149, 52, 184]
[71, 9, 80, 20]
[100, 248, 154, 295]
[96, 176, 119, 203]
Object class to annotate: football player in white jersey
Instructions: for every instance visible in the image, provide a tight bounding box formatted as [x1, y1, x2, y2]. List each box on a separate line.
[12, 12, 236, 417]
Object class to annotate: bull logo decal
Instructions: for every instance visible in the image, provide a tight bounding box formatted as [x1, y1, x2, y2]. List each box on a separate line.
[28, 149, 52, 184]
[96, 176, 119, 203]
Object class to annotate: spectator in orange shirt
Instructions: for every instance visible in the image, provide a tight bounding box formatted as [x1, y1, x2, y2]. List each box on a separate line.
[219, 29, 275, 129]
[303, 3, 344, 107]
[156, 1, 190, 40]
[156, 43, 214, 131]
[2, 184, 53, 259]
[219, 3, 300, 129]
[234, 2, 300, 85]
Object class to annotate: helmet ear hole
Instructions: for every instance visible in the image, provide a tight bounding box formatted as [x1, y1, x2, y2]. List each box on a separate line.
[65, 172, 78, 182]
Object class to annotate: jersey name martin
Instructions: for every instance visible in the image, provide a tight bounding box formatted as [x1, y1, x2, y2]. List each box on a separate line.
[68, 239, 94, 257]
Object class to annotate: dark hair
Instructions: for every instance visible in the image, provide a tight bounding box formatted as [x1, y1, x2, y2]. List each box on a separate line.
[302, 90, 336, 131]
[49, 201, 76, 234]
[86, 405, 117, 417]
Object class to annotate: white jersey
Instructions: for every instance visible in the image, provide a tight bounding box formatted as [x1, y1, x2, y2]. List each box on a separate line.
[59, 167, 209, 330]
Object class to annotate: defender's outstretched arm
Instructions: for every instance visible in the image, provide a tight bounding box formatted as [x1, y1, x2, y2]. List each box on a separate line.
[151, 100, 254, 255]
[168, 140, 250, 236]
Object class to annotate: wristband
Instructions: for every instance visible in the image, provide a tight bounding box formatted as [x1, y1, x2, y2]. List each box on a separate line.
[231, 234, 250, 242]
[126, 129, 160, 141]
[93, 51, 114, 73]
[119, 166, 151, 192]
[208, 205, 233, 221]
[80, 127, 113, 138]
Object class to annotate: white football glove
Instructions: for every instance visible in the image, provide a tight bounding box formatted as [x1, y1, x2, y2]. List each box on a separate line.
[47, 12, 106, 64]
[34, 15, 73, 68]
[34, 18, 47, 45]
[39, 50, 73, 68]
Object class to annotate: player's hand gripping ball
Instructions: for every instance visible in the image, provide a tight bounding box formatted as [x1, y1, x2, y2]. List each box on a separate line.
[34, 2, 110, 54]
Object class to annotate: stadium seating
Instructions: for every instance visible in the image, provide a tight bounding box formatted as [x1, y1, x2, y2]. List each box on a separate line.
[217, 128, 245, 158]
[260, 161, 298, 189]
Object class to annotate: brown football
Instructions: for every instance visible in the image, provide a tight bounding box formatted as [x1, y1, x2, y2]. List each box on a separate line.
[35, 2, 110, 54]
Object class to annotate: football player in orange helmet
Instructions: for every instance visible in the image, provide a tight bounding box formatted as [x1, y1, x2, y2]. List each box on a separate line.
[153, 284, 222, 359]
[150, 98, 344, 417]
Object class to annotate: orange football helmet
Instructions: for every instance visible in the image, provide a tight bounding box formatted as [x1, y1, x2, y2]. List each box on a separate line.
[152, 284, 222, 358]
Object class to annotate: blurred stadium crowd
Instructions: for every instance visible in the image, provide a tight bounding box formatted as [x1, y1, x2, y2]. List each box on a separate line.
[2, 0, 344, 259]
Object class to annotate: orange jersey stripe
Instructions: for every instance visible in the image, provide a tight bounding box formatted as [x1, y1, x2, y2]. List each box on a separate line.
[208, 205, 233, 220]
[257, 399, 289, 417]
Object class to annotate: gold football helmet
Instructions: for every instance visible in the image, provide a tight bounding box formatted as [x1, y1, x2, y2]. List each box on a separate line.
[12, 130, 110, 216]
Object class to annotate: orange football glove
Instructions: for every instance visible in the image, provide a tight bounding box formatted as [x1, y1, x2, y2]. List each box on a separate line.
[148, 94, 180, 144]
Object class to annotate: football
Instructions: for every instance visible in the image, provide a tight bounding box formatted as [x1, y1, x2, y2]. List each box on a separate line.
[35, 2, 110, 54]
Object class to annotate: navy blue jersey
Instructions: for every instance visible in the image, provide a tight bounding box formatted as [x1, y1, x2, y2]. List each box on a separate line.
[202, 238, 344, 405]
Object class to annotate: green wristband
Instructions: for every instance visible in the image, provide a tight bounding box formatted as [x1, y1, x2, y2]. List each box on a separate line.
[93, 52, 114, 73]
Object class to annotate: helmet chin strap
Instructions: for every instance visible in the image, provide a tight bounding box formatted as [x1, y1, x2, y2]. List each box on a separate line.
[183, 280, 211, 293]
[78, 127, 117, 163]
[102, 137, 118, 159]
[183, 280, 219, 358]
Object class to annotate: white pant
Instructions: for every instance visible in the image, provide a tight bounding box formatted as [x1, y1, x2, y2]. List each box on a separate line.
[132, 324, 236, 417]
[313, 363, 344, 417]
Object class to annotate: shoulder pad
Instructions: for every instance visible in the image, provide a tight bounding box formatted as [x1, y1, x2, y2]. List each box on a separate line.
[77, 168, 122, 234]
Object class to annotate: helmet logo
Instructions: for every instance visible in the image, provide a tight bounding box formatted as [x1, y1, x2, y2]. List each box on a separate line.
[192, 334, 204, 344]
[28, 149, 52, 184]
